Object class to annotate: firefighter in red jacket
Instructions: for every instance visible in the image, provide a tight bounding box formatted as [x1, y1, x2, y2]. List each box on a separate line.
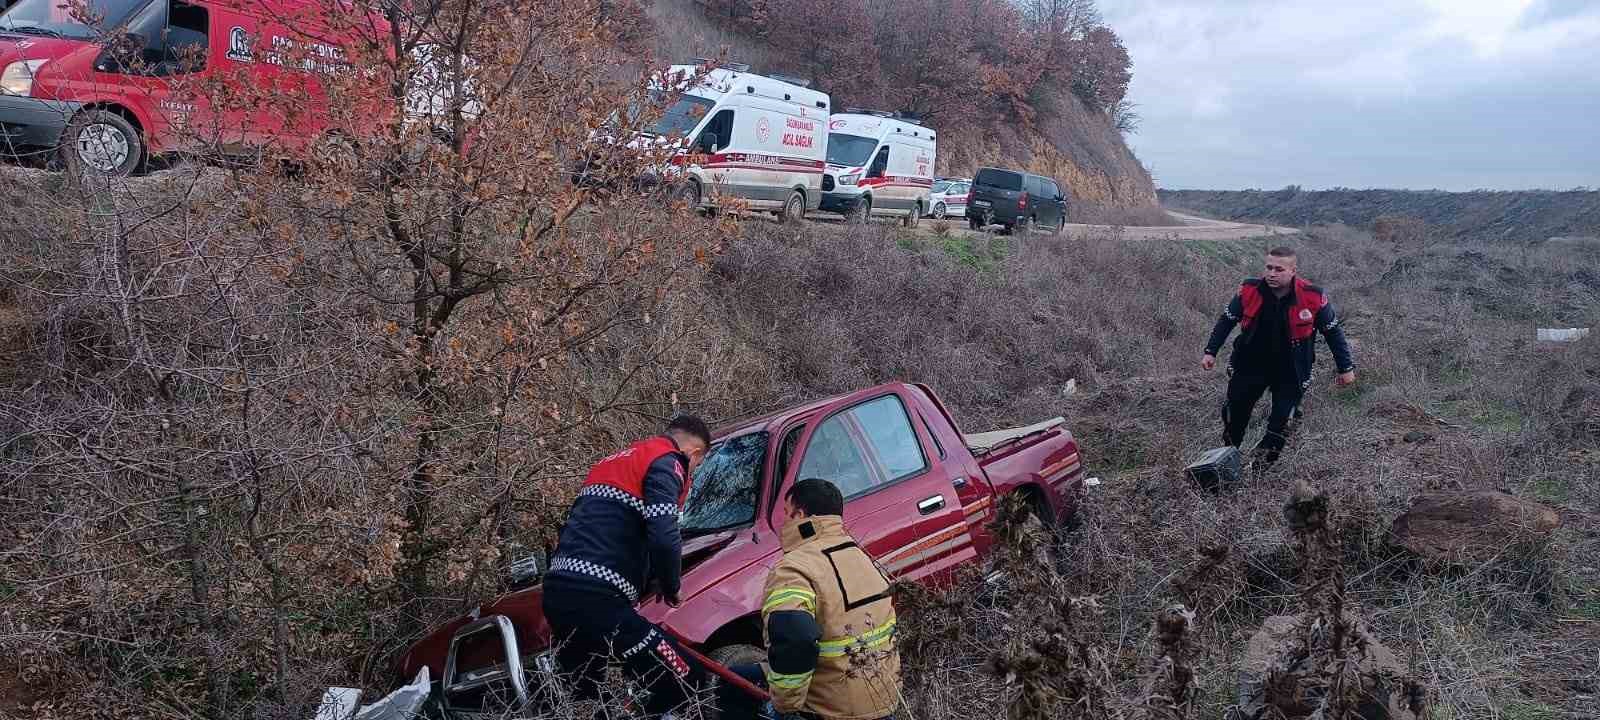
[542, 415, 712, 717]
[1203, 246, 1356, 467]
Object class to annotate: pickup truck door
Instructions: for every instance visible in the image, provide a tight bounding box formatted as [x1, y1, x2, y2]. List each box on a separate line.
[784, 388, 975, 583]
[909, 388, 998, 558]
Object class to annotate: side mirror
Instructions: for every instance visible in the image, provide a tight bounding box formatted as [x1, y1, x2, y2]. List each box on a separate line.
[696, 132, 719, 153]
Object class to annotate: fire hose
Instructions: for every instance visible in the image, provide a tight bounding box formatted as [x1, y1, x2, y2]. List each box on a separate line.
[660, 624, 773, 702]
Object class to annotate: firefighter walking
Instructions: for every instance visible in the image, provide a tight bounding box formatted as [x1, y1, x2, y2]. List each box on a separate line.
[542, 415, 713, 718]
[1202, 246, 1356, 467]
[721, 478, 903, 720]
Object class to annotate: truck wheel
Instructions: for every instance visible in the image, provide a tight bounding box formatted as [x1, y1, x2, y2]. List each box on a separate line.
[674, 180, 702, 212]
[903, 202, 920, 228]
[777, 190, 805, 223]
[1016, 216, 1033, 235]
[849, 197, 872, 223]
[311, 133, 359, 175]
[706, 644, 768, 720]
[968, 216, 982, 231]
[933, 202, 946, 219]
[63, 109, 143, 178]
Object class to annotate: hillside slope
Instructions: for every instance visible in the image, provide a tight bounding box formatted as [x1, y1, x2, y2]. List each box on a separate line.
[646, 0, 1158, 214]
[1160, 188, 1600, 244]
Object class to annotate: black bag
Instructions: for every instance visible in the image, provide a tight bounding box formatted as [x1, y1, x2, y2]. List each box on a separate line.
[1185, 446, 1242, 490]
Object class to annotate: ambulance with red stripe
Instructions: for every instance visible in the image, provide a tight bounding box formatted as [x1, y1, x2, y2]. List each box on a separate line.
[820, 110, 936, 227]
[648, 63, 830, 221]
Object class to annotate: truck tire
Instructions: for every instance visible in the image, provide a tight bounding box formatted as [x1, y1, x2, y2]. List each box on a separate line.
[675, 180, 702, 211]
[311, 133, 359, 175]
[706, 644, 768, 720]
[1015, 216, 1033, 236]
[62, 109, 143, 178]
[968, 216, 983, 231]
[777, 189, 805, 223]
[903, 202, 920, 228]
[849, 197, 872, 223]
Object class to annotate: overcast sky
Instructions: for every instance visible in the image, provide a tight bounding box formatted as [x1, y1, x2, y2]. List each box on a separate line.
[1100, 0, 1600, 190]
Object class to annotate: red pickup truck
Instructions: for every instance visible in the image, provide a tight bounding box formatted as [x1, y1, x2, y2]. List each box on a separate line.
[398, 381, 1086, 718]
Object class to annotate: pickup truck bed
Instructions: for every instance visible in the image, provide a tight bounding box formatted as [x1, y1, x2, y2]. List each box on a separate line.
[964, 417, 1066, 454]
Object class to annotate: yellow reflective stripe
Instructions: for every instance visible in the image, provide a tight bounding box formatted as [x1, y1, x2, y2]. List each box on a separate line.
[765, 669, 813, 689]
[762, 588, 816, 614]
[817, 617, 897, 657]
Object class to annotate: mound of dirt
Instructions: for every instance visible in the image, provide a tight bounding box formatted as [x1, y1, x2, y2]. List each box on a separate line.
[1388, 491, 1562, 562]
[1235, 614, 1419, 720]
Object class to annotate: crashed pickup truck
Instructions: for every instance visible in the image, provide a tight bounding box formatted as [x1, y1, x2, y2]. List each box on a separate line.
[395, 381, 1087, 718]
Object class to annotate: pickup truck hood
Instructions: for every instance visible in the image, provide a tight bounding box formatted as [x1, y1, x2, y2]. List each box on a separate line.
[396, 528, 761, 679]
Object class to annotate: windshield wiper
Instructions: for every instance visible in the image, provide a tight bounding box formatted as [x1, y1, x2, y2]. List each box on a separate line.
[3, 26, 67, 39]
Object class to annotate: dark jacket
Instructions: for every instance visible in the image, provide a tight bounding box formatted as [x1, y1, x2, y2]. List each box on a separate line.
[1205, 277, 1355, 387]
[546, 436, 689, 603]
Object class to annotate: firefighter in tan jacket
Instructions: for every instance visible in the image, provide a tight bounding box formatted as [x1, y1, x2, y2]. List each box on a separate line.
[725, 478, 902, 720]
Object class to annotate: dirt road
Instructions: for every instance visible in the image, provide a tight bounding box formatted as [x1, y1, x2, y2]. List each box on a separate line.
[1059, 210, 1298, 240]
[810, 208, 1298, 240]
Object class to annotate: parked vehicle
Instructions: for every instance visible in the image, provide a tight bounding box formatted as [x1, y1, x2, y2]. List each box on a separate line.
[820, 110, 935, 227]
[965, 167, 1069, 234]
[0, 0, 415, 176]
[631, 63, 830, 222]
[396, 381, 1087, 719]
[926, 176, 970, 219]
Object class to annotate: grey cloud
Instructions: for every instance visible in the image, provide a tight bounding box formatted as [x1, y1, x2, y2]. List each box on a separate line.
[1102, 0, 1600, 190]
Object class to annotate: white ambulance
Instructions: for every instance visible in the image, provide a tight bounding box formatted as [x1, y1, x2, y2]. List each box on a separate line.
[819, 111, 937, 227]
[644, 63, 831, 221]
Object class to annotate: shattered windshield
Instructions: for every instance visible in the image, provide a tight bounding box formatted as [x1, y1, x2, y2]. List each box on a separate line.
[0, 0, 146, 39]
[680, 432, 768, 536]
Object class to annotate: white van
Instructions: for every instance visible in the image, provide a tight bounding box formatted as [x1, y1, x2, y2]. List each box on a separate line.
[645, 63, 831, 221]
[820, 111, 937, 226]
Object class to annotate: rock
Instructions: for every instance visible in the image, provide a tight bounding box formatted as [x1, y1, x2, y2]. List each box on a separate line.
[1401, 431, 1432, 443]
[1235, 614, 1417, 720]
[1389, 491, 1562, 562]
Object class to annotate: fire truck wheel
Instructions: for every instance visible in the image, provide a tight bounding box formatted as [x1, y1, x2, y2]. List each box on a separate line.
[903, 202, 921, 228]
[311, 133, 360, 175]
[62, 109, 143, 178]
[777, 190, 805, 223]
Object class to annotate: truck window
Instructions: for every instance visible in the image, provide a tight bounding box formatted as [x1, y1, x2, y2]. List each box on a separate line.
[0, 0, 144, 40]
[161, 1, 208, 73]
[695, 109, 733, 152]
[851, 395, 928, 480]
[867, 146, 888, 178]
[681, 431, 769, 535]
[825, 133, 876, 167]
[799, 394, 927, 498]
[975, 168, 1022, 191]
[644, 92, 714, 138]
[797, 416, 878, 498]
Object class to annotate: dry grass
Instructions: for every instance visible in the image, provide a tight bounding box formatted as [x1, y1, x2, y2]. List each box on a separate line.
[709, 220, 1600, 718]
[2, 161, 1597, 718]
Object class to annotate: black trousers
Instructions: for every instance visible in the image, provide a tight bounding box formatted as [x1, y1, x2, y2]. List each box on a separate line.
[1222, 371, 1304, 464]
[543, 579, 706, 717]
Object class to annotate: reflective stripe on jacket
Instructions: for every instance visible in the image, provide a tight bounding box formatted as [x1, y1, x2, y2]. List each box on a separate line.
[761, 515, 902, 720]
